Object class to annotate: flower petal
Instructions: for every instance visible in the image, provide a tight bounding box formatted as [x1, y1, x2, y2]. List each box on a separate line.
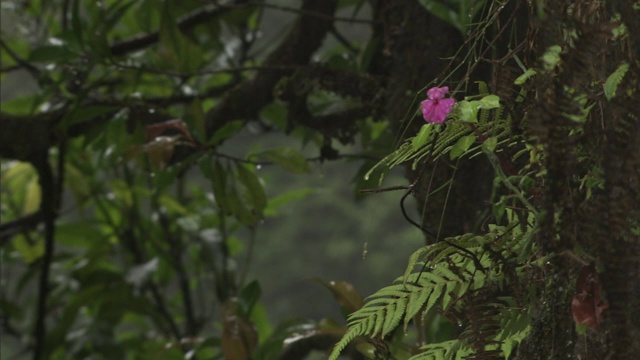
[427, 86, 449, 100]
[421, 99, 437, 123]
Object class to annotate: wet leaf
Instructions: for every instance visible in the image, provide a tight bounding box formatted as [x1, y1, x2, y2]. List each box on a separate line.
[236, 164, 267, 216]
[210, 160, 230, 212]
[449, 135, 476, 160]
[457, 100, 481, 123]
[145, 119, 197, 146]
[571, 263, 608, 329]
[258, 147, 309, 174]
[315, 279, 364, 317]
[412, 123, 434, 150]
[221, 300, 258, 360]
[126, 257, 159, 288]
[238, 281, 261, 318]
[478, 94, 500, 109]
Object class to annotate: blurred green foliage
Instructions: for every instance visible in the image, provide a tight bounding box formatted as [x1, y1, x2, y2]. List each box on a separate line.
[0, 0, 430, 359]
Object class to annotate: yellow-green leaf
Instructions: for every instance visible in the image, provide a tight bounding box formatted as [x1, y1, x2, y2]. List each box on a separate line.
[412, 123, 434, 150]
[23, 176, 41, 215]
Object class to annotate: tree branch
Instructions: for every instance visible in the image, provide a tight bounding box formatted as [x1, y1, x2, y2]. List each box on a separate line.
[205, 0, 339, 137]
[0, 211, 44, 247]
[0, 111, 60, 162]
[32, 155, 57, 360]
[0, 38, 41, 80]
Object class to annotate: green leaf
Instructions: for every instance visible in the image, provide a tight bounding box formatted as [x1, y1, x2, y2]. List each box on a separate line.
[29, 45, 78, 62]
[457, 100, 481, 123]
[239, 280, 261, 318]
[604, 63, 629, 100]
[358, 37, 380, 71]
[56, 221, 104, 248]
[264, 188, 315, 216]
[478, 95, 500, 109]
[23, 175, 41, 215]
[514, 68, 537, 85]
[102, 0, 136, 34]
[250, 302, 272, 343]
[189, 99, 207, 142]
[315, 279, 364, 316]
[158, 1, 203, 72]
[412, 123, 434, 150]
[417, 0, 464, 34]
[71, 0, 84, 46]
[542, 45, 562, 71]
[236, 163, 267, 215]
[0, 96, 41, 115]
[449, 135, 476, 160]
[210, 160, 230, 212]
[227, 182, 258, 226]
[258, 147, 310, 174]
[260, 102, 288, 129]
[60, 105, 119, 129]
[482, 136, 498, 152]
[209, 120, 245, 145]
[12, 234, 44, 264]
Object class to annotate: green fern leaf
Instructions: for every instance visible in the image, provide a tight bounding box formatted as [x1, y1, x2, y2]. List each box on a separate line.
[410, 339, 472, 360]
[604, 62, 629, 100]
[327, 324, 360, 360]
[442, 282, 458, 310]
[405, 287, 433, 326]
[434, 264, 464, 283]
[476, 81, 489, 95]
[383, 299, 406, 337]
[373, 307, 385, 336]
[495, 306, 531, 358]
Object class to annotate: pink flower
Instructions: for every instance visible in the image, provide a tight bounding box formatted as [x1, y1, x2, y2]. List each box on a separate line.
[421, 86, 455, 124]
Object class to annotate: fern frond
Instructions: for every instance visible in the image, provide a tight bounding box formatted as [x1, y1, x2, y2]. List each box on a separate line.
[328, 285, 411, 360]
[409, 339, 473, 360]
[329, 223, 535, 360]
[328, 325, 360, 360]
[405, 286, 433, 326]
[495, 306, 531, 358]
[603, 62, 629, 100]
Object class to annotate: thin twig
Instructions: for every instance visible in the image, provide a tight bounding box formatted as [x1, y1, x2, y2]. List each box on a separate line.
[0, 39, 40, 80]
[0, 212, 44, 246]
[329, 26, 359, 53]
[360, 185, 410, 194]
[112, 63, 301, 78]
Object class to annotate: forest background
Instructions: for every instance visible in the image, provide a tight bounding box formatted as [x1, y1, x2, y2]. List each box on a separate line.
[1, 0, 638, 360]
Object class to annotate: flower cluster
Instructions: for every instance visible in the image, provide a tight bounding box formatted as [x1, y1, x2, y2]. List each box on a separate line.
[420, 86, 455, 124]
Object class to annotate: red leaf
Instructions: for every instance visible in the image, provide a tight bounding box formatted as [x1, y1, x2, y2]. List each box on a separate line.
[571, 263, 607, 328]
[144, 119, 197, 146]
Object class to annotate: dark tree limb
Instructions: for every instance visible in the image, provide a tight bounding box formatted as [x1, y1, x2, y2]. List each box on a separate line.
[31, 154, 57, 360]
[0, 111, 60, 162]
[205, 0, 339, 137]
